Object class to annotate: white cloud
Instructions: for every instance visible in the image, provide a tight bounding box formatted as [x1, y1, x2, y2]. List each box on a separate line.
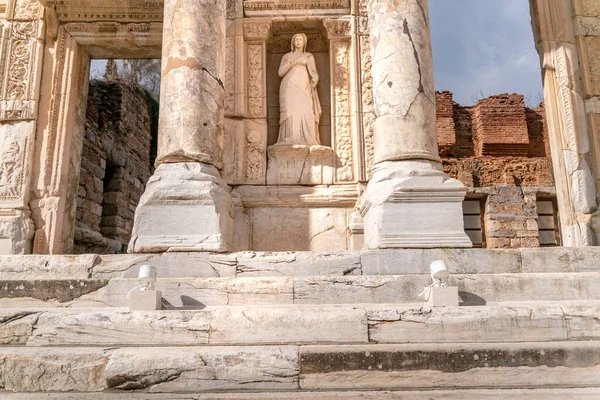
[430, 0, 542, 105]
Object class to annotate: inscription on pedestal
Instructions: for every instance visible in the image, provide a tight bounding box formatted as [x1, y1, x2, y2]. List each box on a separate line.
[266, 145, 334, 185]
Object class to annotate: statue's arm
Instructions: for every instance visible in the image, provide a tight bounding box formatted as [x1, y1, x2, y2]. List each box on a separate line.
[307, 54, 319, 87]
[278, 54, 293, 77]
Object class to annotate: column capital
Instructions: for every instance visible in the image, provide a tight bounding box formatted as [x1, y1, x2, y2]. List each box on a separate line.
[323, 17, 354, 40]
[243, 19, 271, 41]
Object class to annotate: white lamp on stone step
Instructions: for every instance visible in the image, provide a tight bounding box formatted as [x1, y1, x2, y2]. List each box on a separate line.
[129, 265, 162, 310]
[418, 260, 459, 307]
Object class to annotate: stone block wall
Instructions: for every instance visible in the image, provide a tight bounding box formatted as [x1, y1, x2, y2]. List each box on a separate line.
[74, 81, 156, 254]
[436, 92, 556, 248]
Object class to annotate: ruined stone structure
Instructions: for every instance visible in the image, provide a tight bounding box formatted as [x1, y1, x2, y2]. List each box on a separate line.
[1, 0, 600, 398]
[74, 81, 157, 254]
[0, 0, 598, 254]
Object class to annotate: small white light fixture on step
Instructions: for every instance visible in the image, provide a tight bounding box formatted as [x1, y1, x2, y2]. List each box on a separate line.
[128, 265, 162, 310]
[418, 260, 459, 307]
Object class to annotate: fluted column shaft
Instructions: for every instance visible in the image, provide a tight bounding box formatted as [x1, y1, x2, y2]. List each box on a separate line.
[359, 0, 471, 249]
[157, 0, 226, 168]
[367, 0, 440, 165]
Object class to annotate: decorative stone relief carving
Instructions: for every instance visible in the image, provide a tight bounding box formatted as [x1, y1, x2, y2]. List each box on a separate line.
[0, 18, 43, 121]
[245, 119, 267, 184]
[225, 35, 236, 115]
[331, 40, 353, 182]
[0, 135, 26, 199]
[247, 44, 264, 118]
[244, 0, 350, 17]
[323, 18, 353, 38]
[49, 0, 163, 22]
[14, 0, 41, 20]
[359, 35, 375, 178]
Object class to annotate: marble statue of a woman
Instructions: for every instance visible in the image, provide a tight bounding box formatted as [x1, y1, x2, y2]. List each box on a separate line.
[276, 33, 322, 146]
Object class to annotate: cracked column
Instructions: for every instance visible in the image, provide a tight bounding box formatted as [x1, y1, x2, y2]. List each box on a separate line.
[359, 0, 471, 248]
[129, 0, 234, 253]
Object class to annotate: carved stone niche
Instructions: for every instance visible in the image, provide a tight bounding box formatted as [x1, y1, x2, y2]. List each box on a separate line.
[267, 21, 330, 147]
[265, 21, 333, 186]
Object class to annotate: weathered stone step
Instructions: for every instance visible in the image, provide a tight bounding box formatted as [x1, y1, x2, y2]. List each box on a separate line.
[2, 247, 599, 280]
[4, 388, 600, 399]
[1, 342, 599, 393]
[2, 302, 598, 347]
[1, 272, 599, 308]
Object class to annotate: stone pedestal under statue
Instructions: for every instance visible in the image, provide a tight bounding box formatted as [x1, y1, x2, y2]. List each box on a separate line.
[266, 145, 334, 185]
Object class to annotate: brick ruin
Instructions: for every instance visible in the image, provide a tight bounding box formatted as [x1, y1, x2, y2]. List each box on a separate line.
[74, 81, 158, 254]
[437, 92, 555, 248]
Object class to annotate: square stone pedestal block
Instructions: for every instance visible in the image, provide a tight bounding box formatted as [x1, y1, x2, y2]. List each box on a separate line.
[360, 163, 472, 249]
[266, 144, 334, 185]
[129, 163, 234, 253]
[130, 289, 162, 310]
[426, 286, 459, 307]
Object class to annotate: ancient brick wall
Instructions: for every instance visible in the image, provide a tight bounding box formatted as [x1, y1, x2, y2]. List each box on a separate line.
[436, 92, 555, 249]
[74, 81, 156, 254]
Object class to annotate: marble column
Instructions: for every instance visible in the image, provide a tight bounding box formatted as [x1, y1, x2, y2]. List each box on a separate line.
[359, 0, 471, 248]
[129, 0, 234, 253]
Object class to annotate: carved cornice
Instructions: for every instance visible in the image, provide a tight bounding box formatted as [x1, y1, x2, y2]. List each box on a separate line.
[48, 0, 164, 22]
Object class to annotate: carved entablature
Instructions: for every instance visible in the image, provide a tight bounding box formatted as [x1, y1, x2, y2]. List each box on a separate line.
[63, 22, 163, 58]
[48, 0, 163, 23]
[0, 2, 44, 121]
[244, 0, 350, 17]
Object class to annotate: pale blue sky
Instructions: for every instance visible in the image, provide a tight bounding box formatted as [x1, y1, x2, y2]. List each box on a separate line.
[92, 1, 543, 106]
[430, 0, 543, 106]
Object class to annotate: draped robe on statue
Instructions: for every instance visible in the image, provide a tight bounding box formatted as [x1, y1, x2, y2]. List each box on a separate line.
[277, 52, 322, 146]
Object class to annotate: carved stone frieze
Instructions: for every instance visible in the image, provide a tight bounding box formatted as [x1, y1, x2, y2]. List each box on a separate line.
[359, 35, 375, 178]
[247, 44, 264, 118]
[0, 18, 43, 121]
[331, 40, 354, 182]
[244, 0, 350, 17]
[48, 0, 164, 22]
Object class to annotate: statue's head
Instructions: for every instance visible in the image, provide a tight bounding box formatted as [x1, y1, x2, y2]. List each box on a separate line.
[291, 33, 307, 53]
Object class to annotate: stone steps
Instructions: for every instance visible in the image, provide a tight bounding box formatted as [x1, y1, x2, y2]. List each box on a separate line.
[3, 302, 600, 347]
[2, 248, 599, 396]
[1, 342, 599, 393]
[2, 247, 599, 281]
[2, 272, 599, 308]
[4, 388, 600, 399]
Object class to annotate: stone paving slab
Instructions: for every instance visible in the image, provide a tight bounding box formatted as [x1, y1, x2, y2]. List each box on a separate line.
[2, 302, 599, 347]
[1, 342, 599, 393]
[299, 342, 600, 390]
[3, 248, 600, 281]
[1, 273, 599, 308]
[5, 388, 600, 399]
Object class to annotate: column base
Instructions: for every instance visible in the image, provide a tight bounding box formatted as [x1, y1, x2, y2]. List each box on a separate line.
[129, 163, 234, 253]
[0, 210, 34, 254]
[359, 161, 472, 249]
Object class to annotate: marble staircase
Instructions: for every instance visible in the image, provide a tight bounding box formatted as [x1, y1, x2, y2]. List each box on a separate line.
[1, 248, 599, 398]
